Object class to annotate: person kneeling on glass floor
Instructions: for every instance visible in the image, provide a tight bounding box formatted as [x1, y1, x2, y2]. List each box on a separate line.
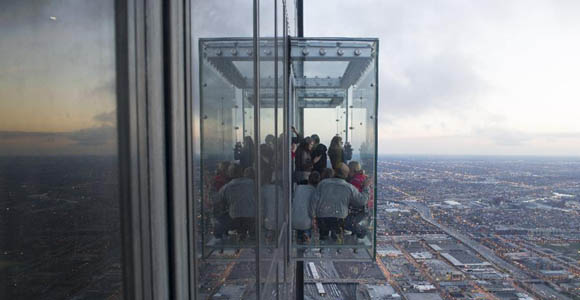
[216, 163, 256, 241]
[312, 163, 370, 243]
[292, 171, 320, 244]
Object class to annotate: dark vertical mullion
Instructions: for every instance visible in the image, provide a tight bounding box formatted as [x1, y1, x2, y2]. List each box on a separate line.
[163, 0, 189, 298]
[137, 0, 154, 298]
[146, 0, 170, 298]
[253, 0, 262, 298]
[116, 0, 172, 299]
[296, 0, 303, 38]
[115, 0, 142, 298]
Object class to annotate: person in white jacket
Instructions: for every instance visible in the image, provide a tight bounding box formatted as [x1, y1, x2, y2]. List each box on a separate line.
[292, 171, 320, 243]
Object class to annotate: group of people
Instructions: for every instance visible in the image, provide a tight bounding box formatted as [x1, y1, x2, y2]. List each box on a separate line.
[208, 128, 372, 246]
[211, 160, 283, 241]
[291, 130, 371, 244]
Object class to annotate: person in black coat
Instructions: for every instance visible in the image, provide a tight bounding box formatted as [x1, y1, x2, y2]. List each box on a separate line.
[240, 136, 255, 169]
[310, 134, 327, 173]
[294, 140, 313, 184]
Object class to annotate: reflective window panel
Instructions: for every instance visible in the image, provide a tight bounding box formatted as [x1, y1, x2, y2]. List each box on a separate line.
[0, 1, 122, 299]
[193, 1, 293, 299]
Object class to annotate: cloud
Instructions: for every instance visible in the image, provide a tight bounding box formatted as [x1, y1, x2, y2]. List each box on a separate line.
[86, 78, 115, 101]
[382, 53, 488, 117]
[93, 110, 116, 125]
[0, 111, 117, 155]
[472, 127, 531, 146]
[67, 125, 116, 146]
[471, 126, 580, 147]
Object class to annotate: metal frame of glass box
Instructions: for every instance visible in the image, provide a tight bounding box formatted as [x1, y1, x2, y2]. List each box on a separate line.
[199, 37, 379, 262]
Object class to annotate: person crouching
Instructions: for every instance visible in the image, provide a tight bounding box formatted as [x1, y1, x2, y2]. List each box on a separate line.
[292, 171, 320, 243]
[312, 163, 370, 243]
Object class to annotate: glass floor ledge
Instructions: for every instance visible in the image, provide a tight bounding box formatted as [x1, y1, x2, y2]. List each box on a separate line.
[292, 232, 372, 249]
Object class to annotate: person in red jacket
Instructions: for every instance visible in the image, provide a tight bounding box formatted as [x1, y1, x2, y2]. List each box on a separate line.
[348, 161, 366, 192]
[348, 161, 373, 210]
[345, 161, 372, 239]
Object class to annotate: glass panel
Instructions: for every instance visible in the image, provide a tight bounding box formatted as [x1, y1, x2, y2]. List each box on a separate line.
[199, 39, 257, 250]
[192, 2, 258, 299]
[0, 1, 122, 299]
[291, 39, 378, 260]
[259, 1, 285, 298]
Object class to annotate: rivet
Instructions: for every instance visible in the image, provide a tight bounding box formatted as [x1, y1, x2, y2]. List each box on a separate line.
[302, 48, 309, 56]
[319, 48, 326, 55]
[247, 49, 253, 56]
[216, 49, 222, 56]
[337, 49, 344, 56]
[354, 49, 361, 56]
[231, 49, 238, 56]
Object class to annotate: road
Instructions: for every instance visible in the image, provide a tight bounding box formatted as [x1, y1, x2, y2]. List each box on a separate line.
[404, 201, 530, 281]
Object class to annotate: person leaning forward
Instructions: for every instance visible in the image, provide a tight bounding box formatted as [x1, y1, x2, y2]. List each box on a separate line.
[311, 162, 370, 241]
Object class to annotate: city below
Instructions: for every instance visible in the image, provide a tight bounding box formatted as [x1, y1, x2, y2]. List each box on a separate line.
[207, 155, 580, 300]
[2, 155, 580, 299]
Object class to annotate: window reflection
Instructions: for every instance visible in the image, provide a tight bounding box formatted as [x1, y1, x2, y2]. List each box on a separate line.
[0, 1, 121, 299]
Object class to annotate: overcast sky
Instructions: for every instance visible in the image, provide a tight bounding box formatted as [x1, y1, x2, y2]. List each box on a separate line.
[1, 1, 579, 156]
[305, 0, 580, 156]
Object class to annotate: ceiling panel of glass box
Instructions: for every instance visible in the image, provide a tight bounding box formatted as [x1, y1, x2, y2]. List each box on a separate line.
[202, 38, 377, 108]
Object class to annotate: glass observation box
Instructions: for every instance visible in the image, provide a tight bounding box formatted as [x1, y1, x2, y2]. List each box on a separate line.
[199, 37, 378, 261]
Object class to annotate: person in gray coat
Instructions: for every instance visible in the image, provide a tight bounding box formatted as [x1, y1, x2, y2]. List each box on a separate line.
[292, 171, 320, 243]
[312, 163, 370, 242]
[217, 164, 256, 240]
